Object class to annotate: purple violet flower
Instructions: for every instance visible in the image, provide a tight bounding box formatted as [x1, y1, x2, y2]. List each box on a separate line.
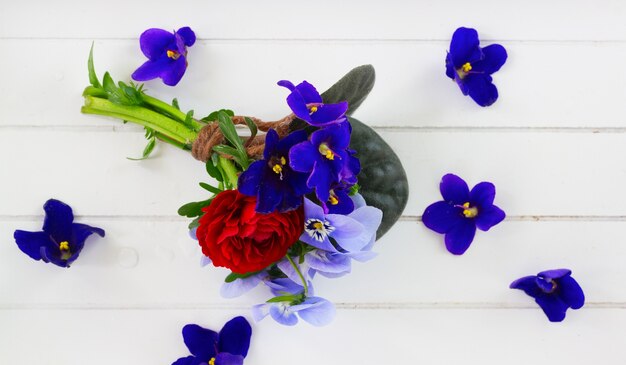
[446, 27, 507, 106]
[252, 278, 335, 326]
[238, 129, 311, 213]
[289, 122, 352, 204]
[14, 199, 105, 268]
[173, 316, 252, 365]
[278, 80, 348, 127]
[422, 174, 505, 255]
[132, 27, 196, 86]
[510, 269, 585, 322]
[300, 197, 382, 254]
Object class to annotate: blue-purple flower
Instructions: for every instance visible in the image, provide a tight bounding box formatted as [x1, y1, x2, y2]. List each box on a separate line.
[422, 174, 505, 255]
[278, 80, 348, 127]
[446, 27, 507, 106]
[132, 27, 196, 86]
[238, 129, 311, 213]
[252, 278, 335, 326]
[14, 199, 105, 268]
[173, 316, 252, 365]
[510, 269, 585, 322]
[289, 122, 352, 204]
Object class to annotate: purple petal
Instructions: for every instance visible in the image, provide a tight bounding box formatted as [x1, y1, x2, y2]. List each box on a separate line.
[535, 295, 569, 322]
[422, 201, 461, 234]
[326, 215, 368, 252]
[14, 230, 55, 261]
[295, 81, 323, 104]
[475, 205, 505, 231]
[558, 275, 585, 310]
[469, 182, 496, 207]
[255, 177, 282, 213]
[474, 44, 507, 74]
[347, 205, 382, 240]
[172, 355, 203, 365]
[220, 273, 264, 298]
[218, 317, 251, 357]
[445, 53, 455, 80]
[465, 74, 499, 107]
[444, 219, 476, 255]
[269, 304, 299, 326]
[42, 199, 74, 242]
[176, 27, 196, 47]
[303, 197, 326, 221]
[237, 160, 265, 197]
[139, 28, 175, 60]
[277, 80, 295, 91]
[308, 161, 335, 203]
[510, 275, 542, 298]
[440, 174, 470, 204]
[215, 353, 244, 365]
[449, 27, 482, 68]
[161, 57, 187, 86]
[251, 304, 270, 322]
[277, 258, 313, 285]
[285, 88, 313, 121]
[305, 251, 352, 276]
[293, 297, 336, 326]
[310, 103, 349, 126]
[538, 269, 572, 280]
[289, 141, 319, 173]
[131, 58, 170, 82]
[299, 229, 337, 252]
[262, 129, 279, 160]
[182, 324, 218, 360]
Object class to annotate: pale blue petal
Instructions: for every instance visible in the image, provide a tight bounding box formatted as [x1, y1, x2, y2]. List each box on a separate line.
[293, 297, 336, 326]
[220, 272, 265, 298]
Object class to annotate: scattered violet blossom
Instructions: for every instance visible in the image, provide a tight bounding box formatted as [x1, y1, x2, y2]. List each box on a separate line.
[238, 129, 311, 213]
[446, 27, 507, 107]
[290, 122, 353, 204]
[132, 27, 196, 86]
[14, 199, 105, 268]
[278, 80, 348, 127]
[172, 316, 252, 365]
[510, 269, 585, 322]
[422, 174, 505, 255]
[252, 278, 335, 326]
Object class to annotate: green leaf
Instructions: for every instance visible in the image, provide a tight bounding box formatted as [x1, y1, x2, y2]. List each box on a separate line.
[225, 270, 261, 283]
[177, 199, 213, 218]
[188, 216, 201, 230]
[205, 158, 224, 182]
[87, 43, 102, 89]
[127, 136, 156, 161]
[266, 295, 301, 303]
[347, 117, 408, 239]
[199, 182, 222, 194]
[183, 110, 194, 128]
[244, 117, 258, 141]
[213, 145, 248, 169]
[172, 98, 180, 110]
[217, 111, 249, 169]
[102, 72, 115, 93]
[321, 64, 375, 116]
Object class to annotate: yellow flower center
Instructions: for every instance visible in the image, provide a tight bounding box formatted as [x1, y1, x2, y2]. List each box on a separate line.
[462, 202, 478, 218]
[461, 62, 472, 73]
[329, 195, 339, 205]
[272, 164, 283, 174]
[166, 50, 181, 60]
[309, 105, 318, 114]
[313, 222, 324, 230]
[318, 143, 335, 160]
[208, 358, 216, 365]
[271, 156, 287, 176]
[59, 241, 70, 251]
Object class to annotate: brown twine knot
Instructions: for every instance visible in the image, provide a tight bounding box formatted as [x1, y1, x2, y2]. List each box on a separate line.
[191, 114, 296, 162]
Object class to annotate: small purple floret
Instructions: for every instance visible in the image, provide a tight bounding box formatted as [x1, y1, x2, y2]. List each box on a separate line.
[422, 174, 505, 255]
[132, 27, 196, 86]
[13, 199, 105, 268]
[445, 27, 507, 106]
[278, 80, 348, 127]
[510, 269, 585, 322]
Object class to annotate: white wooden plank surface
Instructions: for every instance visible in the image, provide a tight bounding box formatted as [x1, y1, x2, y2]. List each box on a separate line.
[2, 0, 625, 41]
[0, 130, 624, 217]
[1, 220, 624, 306]
[1, 308, 623, 364]
[2, 1, 626, 364]
[2, 40, 626, 128]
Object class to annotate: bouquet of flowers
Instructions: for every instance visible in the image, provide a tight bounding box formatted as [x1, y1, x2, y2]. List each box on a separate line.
[81, 36, 408, 325]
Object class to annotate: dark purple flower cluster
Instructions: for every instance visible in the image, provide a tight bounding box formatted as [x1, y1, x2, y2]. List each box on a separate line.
[238, 80, 360, 215]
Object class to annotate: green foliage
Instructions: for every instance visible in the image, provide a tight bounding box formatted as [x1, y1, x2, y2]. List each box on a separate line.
[201, 109, 235, 122]
[224, 270, 261, 283]
[88, 43, 102, 89]
[321, 64, 375, 116]
[199, 182, 222, 194]
[172, 98, 180, 110]
[178, 198, 213, 218]
[244, 117, 258, 141]
[214, 111, 250, 169]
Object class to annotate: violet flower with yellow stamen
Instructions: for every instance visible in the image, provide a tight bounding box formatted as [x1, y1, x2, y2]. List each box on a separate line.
[445, 27, 507, 106]
[132, 26, 196, 86]
[14, 199, 105, 268]
[238, 129, 311, 213]
[289, 122, 352, 204]
[422, 174, 505, 255]
[278, 80, 348, 127]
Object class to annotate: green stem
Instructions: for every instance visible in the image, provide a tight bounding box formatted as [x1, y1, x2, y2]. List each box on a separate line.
[82, 96, 198, 143]
[143, 95, 204, 132]
[286, 254, 308, 296]
[218, 156, 239, 189]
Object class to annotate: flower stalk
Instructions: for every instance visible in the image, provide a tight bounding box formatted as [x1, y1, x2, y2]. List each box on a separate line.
[286, 254, 308, 296]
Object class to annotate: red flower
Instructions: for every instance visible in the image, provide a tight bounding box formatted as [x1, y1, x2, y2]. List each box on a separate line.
[197, 189, 304, 274]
